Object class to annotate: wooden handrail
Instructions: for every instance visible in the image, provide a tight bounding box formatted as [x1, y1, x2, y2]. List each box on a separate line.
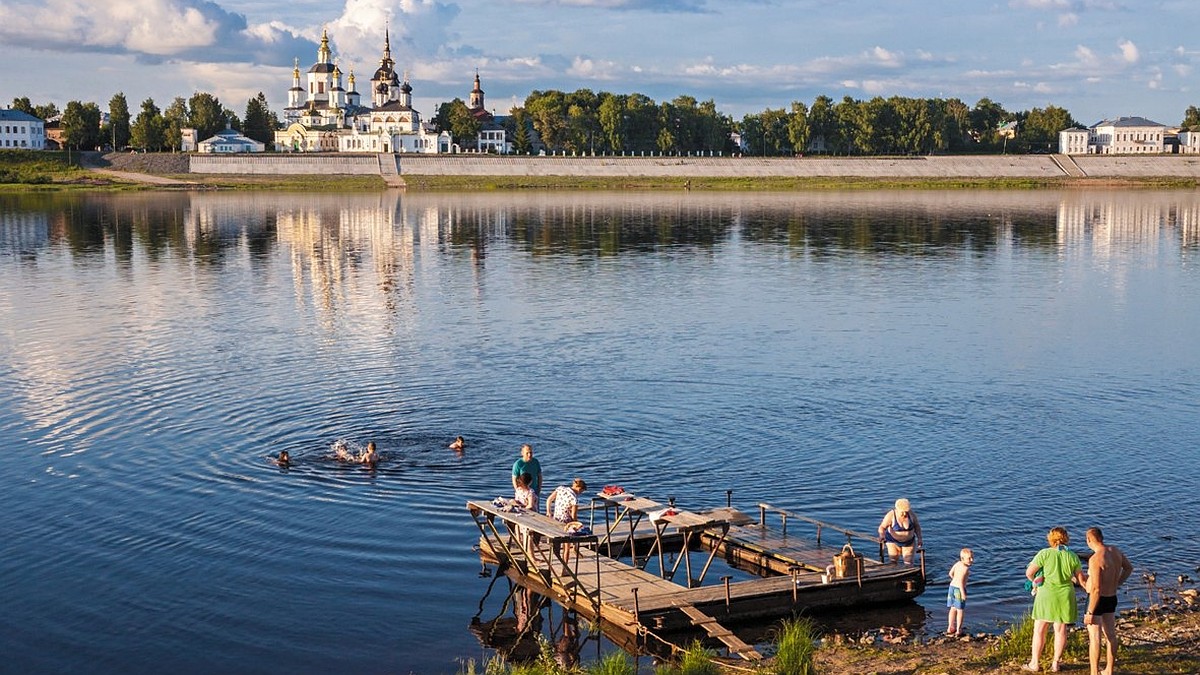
[756, 502, 887, 559]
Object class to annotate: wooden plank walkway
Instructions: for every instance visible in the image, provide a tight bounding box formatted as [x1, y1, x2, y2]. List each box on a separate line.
[676, 604, 762, 660]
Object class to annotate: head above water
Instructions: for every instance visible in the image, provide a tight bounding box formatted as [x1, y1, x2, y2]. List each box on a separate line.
[1047, 526, 1069, 547]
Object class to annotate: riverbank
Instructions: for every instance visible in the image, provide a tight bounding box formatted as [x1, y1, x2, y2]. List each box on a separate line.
[810, 588, 1200, 674]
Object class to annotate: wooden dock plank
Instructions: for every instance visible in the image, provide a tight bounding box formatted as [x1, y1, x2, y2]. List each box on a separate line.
[676, 605, 762, 660]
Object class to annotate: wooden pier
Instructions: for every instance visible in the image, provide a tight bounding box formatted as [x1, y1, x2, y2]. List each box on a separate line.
[467, 491, 925, 661]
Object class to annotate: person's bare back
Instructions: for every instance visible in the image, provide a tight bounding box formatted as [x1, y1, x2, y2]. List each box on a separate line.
[1089, 543, 1132, 596]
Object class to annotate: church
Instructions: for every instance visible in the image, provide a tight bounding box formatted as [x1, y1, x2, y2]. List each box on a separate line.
[274, 29, 451, 153]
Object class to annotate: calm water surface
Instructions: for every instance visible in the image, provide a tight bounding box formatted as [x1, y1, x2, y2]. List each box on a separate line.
[1, 189, 1198, 673]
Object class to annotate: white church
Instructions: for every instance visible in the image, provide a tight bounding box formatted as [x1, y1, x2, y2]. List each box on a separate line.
[274, 29, 451, 154]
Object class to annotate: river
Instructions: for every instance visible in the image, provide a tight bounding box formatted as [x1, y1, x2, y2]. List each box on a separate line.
[1, 189, 1197, 673]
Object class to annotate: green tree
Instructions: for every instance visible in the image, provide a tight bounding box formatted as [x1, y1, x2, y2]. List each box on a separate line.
[11, 97, 34, 115]
[107, 92, 131, 150]
[188, 92, 226, 140]
[941, 98, 971, 151]
[969, 97, 1009, 148]
[242, 92, 275, 144]
[1023, 105, 1077, 151]
[807, 95, 837, 153]
[162, 97, 189, 151]
[525, 90, 569, 152]
[1181, 105, 1200, 131]
[61, 100, 102, 150]
[34, 102, 60, 121]
[130, 98, 164, 150]
[507, 108, 532, 154]
[787, 101, 810, 154]
[598, 93, 626, 152]
[434, 98, 481, 149]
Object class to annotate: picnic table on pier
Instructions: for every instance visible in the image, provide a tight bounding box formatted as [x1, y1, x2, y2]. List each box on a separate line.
[467, 499, 601, 597]
[590, 488, 731, 588]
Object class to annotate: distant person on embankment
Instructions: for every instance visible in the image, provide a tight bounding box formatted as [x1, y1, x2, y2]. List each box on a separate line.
[1083, 527, 1133, 675]
[512, 444, 542, 496]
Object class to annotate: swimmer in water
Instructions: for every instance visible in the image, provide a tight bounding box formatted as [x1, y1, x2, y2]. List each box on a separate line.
[449, 436, 465, 451]
[333, 440, 355, 462]
[358, 441, 379, 467]
[275, 450, 291, 467]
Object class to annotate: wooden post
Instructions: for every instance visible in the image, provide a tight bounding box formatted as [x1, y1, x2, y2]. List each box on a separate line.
[726, 489, 732, 508]
[722, 575, 732, 612]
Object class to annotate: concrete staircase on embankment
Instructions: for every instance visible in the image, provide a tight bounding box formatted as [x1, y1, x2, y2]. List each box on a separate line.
[1051, 154, 1088, 178]
[378, 154, 404, 187]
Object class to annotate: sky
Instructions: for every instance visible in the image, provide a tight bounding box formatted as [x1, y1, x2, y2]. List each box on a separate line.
[1, 0, 1196, 127]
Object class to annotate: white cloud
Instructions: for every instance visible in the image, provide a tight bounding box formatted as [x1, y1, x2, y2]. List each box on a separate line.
[1058, 12, 1079, 26]
[1118, 39, 1139, 63]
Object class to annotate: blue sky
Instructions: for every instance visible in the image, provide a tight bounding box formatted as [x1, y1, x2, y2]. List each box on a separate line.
[1, 0, 1196, 126]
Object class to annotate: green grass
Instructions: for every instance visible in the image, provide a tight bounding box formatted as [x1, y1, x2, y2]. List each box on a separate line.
[769, 618, 818, 675]
[986, 612, 1087, 670]
[0, 150, 88, 185]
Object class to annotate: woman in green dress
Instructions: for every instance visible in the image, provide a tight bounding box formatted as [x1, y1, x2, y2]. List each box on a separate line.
[1023, 526, 1086, 672]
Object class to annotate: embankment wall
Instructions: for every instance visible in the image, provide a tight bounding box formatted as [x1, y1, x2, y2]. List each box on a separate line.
[180, 153, 1200, 178]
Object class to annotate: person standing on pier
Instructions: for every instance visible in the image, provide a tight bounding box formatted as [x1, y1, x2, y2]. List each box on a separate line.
[512, 444, 543, 496]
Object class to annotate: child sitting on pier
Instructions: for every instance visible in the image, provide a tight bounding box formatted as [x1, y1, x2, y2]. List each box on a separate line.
[947, 547, 974, 635]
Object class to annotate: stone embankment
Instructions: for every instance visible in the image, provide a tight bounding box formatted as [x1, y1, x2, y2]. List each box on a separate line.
[100, 151, 1200, 180]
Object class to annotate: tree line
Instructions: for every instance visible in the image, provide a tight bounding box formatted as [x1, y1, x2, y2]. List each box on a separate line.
[10, 92, 279, 151]
[14, 88, 1200, 155]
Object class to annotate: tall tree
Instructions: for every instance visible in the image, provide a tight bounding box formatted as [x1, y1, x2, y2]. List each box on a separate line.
[188, 92, 226, 140]
[524, 90, 568, 152]
[807, 95, 837, 153]
[1023, 105, 1077, 150]
[108, 92, 131, 150]
[11, 97, 35, 115]
[507, 108, 532, 154]
[34, 102, 60, 121]
[787, 101, 810, 154]
[62, 100, 102, 150]
[1181, 105, 1200, 131]
[162, 97, 189, 151]
[242, 92, 274, 144]
[131, 98, 164, 150]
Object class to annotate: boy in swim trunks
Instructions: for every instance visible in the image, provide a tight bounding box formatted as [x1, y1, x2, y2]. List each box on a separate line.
[1084, 527, 1133, 675]
[946, 547, 973, 635]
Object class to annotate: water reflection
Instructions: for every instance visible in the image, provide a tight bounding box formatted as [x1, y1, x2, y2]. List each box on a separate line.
[4, 191, 1199, 267]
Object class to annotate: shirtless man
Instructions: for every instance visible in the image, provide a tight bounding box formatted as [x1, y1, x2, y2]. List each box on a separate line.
[1083, 527, 1134, 675]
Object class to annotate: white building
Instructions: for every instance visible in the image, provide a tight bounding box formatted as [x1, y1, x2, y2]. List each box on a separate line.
[1, 109, 46, 150]
[1058, 127, 1089, 155]
[275, 29, 448, 154]
[198, 126, 266, 153]
[1060, 116, 1167, 155]
[1179, 131, 1200, 155]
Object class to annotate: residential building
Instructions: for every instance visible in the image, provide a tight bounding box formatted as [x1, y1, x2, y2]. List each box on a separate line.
[1179, 131, 1200, 154]
[1058, 127, 1089, 155]
[1060, 116, 1167, 154]
[1, 109, 46, 150]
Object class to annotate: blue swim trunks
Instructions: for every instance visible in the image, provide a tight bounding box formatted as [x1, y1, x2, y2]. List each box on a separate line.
[947, 585, 966, 610]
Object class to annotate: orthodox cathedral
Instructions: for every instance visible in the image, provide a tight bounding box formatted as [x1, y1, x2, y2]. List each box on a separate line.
[274, 29, 451, 153]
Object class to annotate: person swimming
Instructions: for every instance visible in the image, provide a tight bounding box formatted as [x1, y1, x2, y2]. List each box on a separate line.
[275, 450, 291, 467]
[333, 440, 355, 462]
[449, 436, 465, 451]
[358, 441, 379, 467]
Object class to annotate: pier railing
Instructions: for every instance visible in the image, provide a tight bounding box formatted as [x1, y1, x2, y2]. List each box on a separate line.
[755, 502, 886, 560]
[754, 502, 926, 577]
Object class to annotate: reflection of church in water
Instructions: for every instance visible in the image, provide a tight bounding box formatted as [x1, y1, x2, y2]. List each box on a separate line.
[274, 29, 452, 154]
